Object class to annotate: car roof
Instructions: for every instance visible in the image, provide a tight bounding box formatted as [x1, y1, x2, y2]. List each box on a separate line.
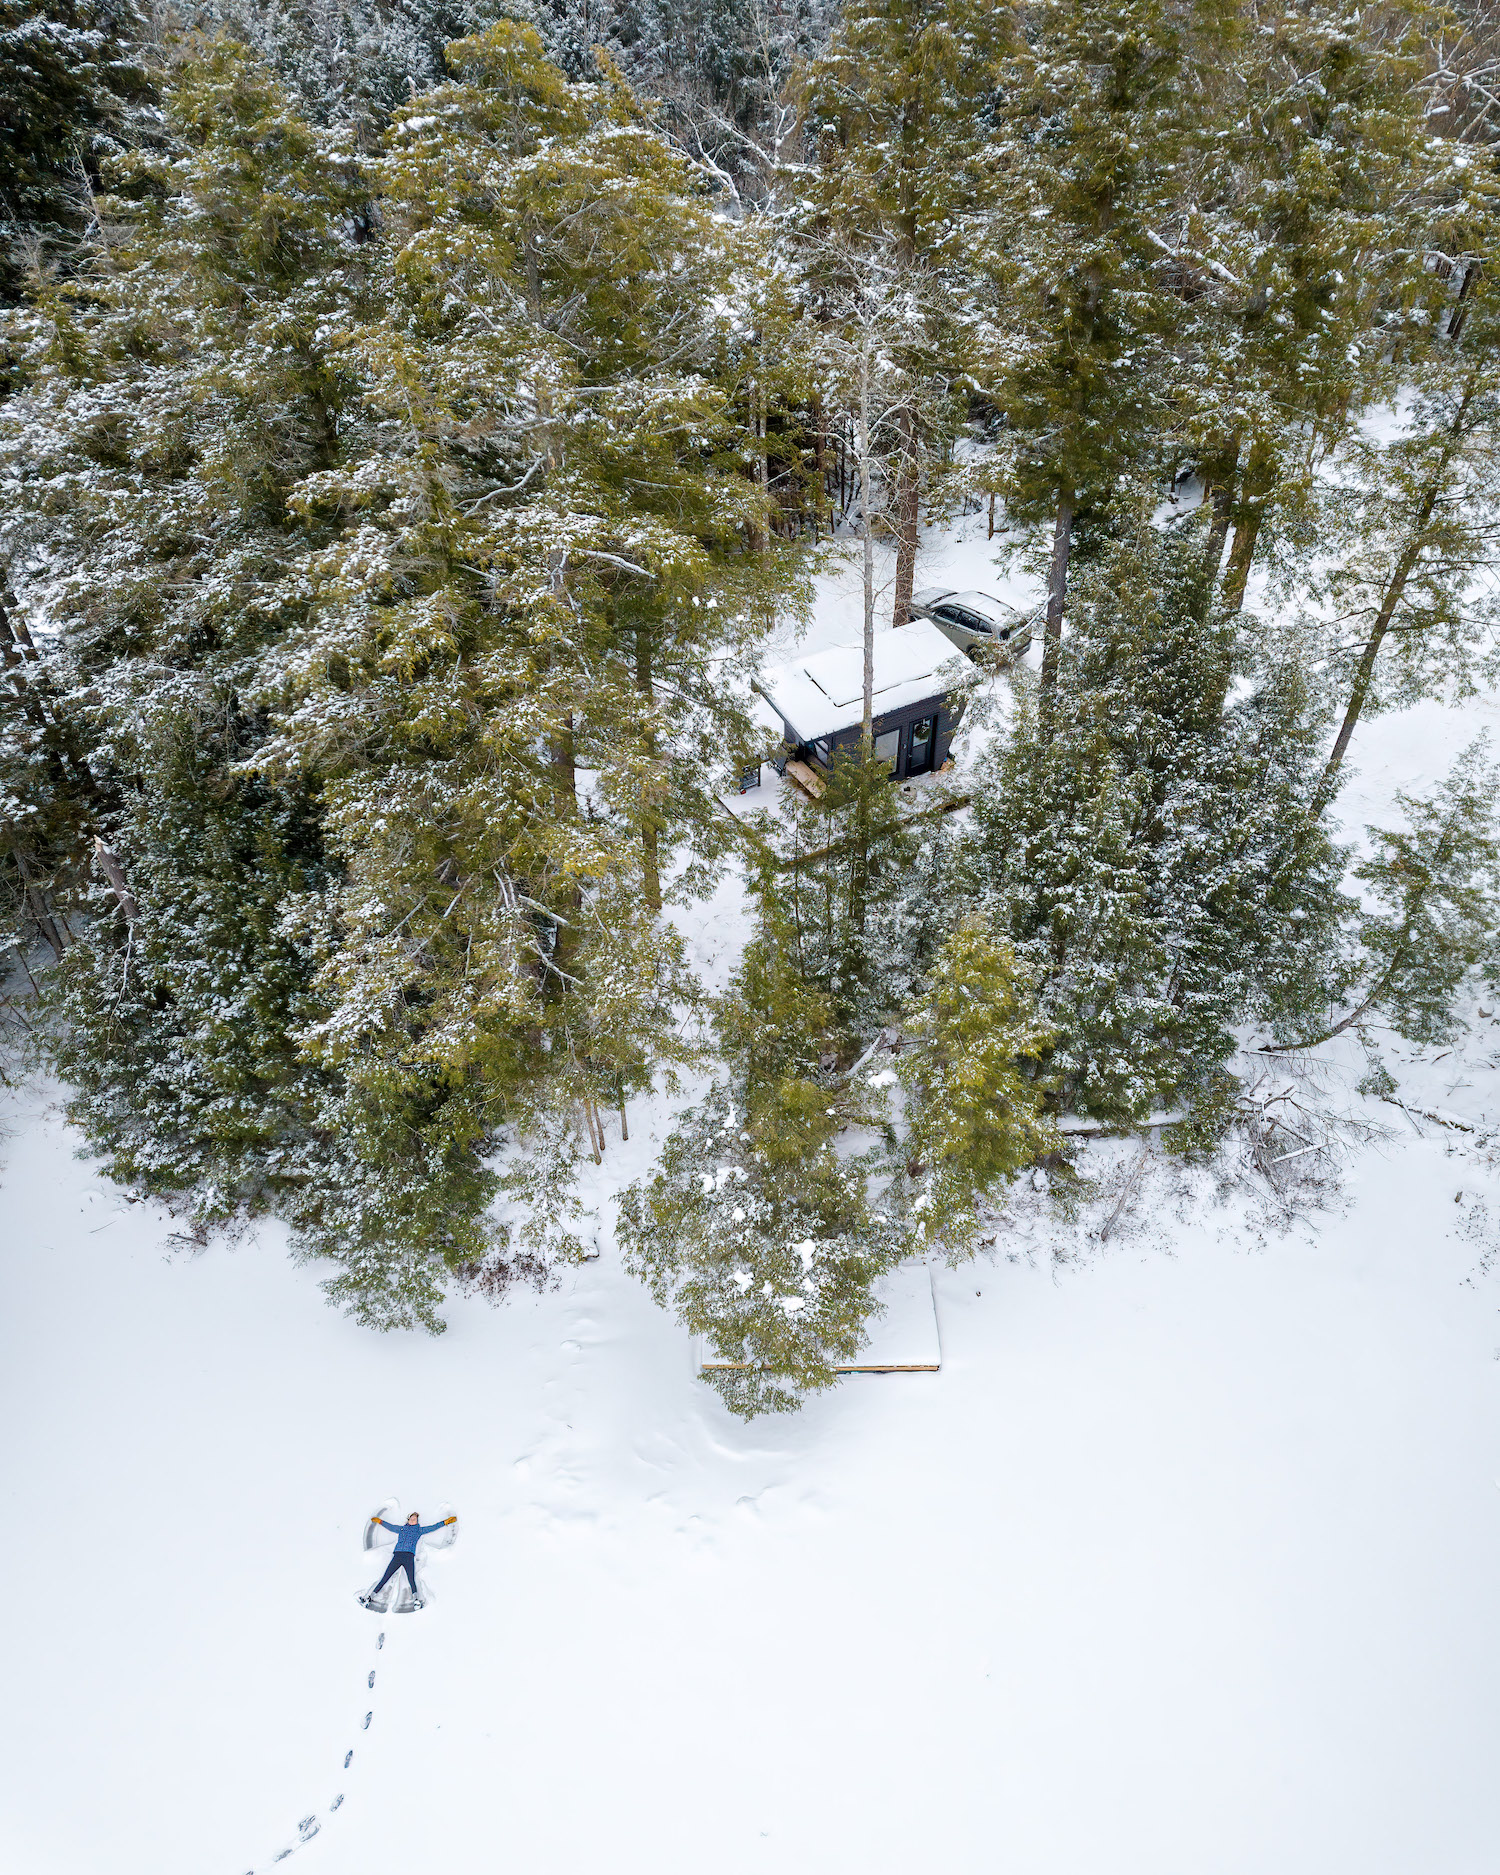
[938, 589, 1024, 621]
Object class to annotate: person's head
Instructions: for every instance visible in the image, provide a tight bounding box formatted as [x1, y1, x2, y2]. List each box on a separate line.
[407, 1512, 420, 1524]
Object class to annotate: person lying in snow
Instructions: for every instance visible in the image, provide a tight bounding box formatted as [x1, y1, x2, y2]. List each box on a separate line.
[361, 1511, 457, 1609]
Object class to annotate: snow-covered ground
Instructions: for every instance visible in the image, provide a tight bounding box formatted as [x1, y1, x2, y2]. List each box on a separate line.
[768, 502, 1043, 665]
[5, 514, 1500, 1875]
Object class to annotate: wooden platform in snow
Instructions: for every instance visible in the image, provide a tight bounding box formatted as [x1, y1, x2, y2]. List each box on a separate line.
[783, 757, 826, 800]
[698, 1263, 941, 1374]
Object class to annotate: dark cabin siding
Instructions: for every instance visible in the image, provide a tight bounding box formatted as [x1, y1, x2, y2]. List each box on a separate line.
[781, 691, 962, 781]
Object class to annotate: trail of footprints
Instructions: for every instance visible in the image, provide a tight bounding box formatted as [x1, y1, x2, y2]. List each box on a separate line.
[242, 1630, 385, 1873]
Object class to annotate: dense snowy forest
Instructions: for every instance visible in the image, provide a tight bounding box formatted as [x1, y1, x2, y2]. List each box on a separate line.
[3, 0, 1500, 1413]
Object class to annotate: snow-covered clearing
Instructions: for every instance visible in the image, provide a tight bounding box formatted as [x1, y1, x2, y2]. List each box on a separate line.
[4, 511, 1500, 1874]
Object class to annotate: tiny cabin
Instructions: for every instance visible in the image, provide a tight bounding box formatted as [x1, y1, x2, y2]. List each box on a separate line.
[757, 621, 968, 784]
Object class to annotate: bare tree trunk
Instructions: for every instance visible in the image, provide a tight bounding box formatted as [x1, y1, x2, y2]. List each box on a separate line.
[9, 840, 65, 959]
[1315, 394, 1471, 813]
[988, 492, 996, 540]
[1199, 434, 1241, 594]
[1447, 260, 1480, 342]
[9, 941, 38, 992]
[1219, 511, 1261, 617]
[891, 405, 919, 627]
[1219, 443, 1274, 617]
[552, 709, 579, 975]
[1314, 563, 1418, 813]
[856, 348, 876, 754]
[1039, 481, 1076, 720]
[1202, 488, 1235, 596]
[617, 1078, 629, 1143]
[634, 628, 661, 914]
[1316, 511, 1441, 812]
[552, 712, 577, 811]
[749, 377, 768, 551]
[1195, 437, 1245, 719]
[93, 837, 140, 922]
[811, 392, 827, 542]
[852, 346, 877, 936]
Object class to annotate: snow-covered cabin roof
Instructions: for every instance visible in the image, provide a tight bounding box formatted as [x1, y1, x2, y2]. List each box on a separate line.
[758, 621, 968, 744]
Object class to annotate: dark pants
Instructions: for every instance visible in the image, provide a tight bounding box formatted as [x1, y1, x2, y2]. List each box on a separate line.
[372, 1551, 417, 1597]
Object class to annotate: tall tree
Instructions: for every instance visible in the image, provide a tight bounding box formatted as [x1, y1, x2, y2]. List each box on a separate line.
[953, 511, 1347, 1118]
[0, 0, 155, 302]
[0, 24, 785, 1326]
[1311, 64, 1500, 806]
[1166, 0, 1434, 640]
[618, 760, 939, 1417]
[987, 0, 1216, 711]
[1291, 743, 1500, 1048]
[797, 0, 1011, 627]
[896, 914, 1059, 1257]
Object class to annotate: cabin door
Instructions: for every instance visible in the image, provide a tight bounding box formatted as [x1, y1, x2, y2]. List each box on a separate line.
[907, 714, 937, 775]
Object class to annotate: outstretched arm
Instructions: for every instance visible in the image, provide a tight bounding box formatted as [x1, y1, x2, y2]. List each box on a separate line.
[416, 1518, 457, 1536]
[372, 1516, 395, 1532]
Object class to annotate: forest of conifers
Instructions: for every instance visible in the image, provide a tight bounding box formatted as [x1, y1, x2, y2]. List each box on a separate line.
[3, 0, 1499, 1413]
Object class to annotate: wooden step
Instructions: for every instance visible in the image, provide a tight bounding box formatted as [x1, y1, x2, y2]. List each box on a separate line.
[784, 758, 826, 800]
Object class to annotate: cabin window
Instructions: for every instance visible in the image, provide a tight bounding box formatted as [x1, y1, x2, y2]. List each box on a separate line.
[874, 728, 900, 770]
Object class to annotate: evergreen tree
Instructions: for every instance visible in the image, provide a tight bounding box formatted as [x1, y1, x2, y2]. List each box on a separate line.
[1292, 741, 1500, 1048]
[0, 43, 473, 1321]
[619, 813, 902, 1417]
[0, 0, 156, 302]
[619, 743, 950, 1415]
[187, 0, 493, 131]
[619, 1078, 900, 1418]
[1165, 0, 1434, 626]
[0, 25, 784, 1327]
[954, 512, 1347, 1118]
[896, 913, 1059, 1256]
[796, 0, 1011, 626]
[274, 17, 782, 1168]
[986, 0, 1220, 708]
[0, 579, 100, 962]
[1312, 149, 1500, 805]
[749, 745, 945, 1039]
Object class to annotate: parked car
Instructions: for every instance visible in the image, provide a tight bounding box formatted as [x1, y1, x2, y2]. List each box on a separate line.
[910, 587, 1034, 657]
